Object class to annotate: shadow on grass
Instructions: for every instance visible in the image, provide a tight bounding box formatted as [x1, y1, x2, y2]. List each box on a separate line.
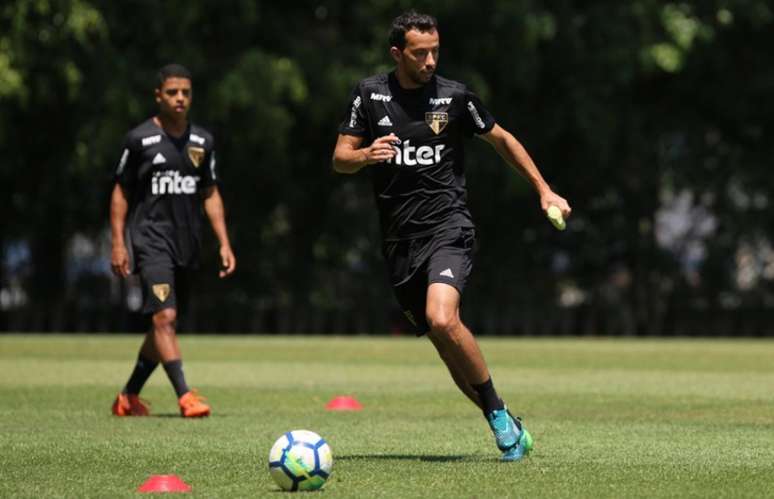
[142, 413, 229, 418]
[111, 412, 236, 418]
[265, 491, 327, 495]
[338, 454, 477, 463]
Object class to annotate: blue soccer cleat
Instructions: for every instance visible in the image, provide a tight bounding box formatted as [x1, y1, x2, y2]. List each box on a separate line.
[486, 407, 534, 462]
[501, 421, 533, 462]
[487, 407, 519, 450]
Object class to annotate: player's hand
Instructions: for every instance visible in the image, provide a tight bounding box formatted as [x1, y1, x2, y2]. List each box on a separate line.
[540, 191, 572, 218]
[364, 134, 399, 164]
[111, 244, 131, 278]
[219, 245, 236, 278]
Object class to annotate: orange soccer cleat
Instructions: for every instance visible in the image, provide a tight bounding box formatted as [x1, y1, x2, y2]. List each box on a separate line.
[112, 392, 150, 416]
[178, 389, 210, 418]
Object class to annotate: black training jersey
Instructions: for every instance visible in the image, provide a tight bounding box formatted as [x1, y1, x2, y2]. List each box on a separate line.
[114, 118, 218, 269]
[338, 72, 496, 241]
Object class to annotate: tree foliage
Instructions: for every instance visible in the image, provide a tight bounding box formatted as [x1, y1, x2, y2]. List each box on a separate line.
[1, 1, 773, 334]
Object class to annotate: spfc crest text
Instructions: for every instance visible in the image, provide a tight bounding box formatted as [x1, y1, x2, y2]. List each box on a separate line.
[425, 112, 449, 135]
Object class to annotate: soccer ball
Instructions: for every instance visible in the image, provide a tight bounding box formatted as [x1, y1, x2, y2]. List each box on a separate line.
[268, 430, 333, 492]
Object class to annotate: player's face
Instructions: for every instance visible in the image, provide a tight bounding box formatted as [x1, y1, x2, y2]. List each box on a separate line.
[394, 28, 440, 86]
[155, 77, 192, 119]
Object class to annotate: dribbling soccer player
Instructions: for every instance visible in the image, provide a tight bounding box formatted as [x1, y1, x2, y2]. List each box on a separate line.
[110, 64, 236, 417]
[332, 11, 571, 460]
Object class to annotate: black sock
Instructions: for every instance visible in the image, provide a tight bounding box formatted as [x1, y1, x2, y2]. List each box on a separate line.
[123, 354, 158, 394]
[471, 377, 505, 416]
[162, 359, 190, 398]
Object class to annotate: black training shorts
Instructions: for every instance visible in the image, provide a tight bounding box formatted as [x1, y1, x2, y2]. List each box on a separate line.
[382, 227, 475, 335]
[138, 263, 191, 315]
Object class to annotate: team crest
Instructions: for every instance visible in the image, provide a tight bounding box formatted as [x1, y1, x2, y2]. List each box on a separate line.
[187, 146, 205, 168]
[152, 284, 171, 302]
[425, 112, 449, 135]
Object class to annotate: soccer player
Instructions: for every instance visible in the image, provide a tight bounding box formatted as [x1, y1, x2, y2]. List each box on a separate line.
[332, 11, 571, 460]
[110, 64, 236, 417]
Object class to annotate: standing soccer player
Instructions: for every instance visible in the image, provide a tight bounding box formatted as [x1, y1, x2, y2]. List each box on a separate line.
[332, 11, 571, 460]
[110, 64, 236, 417]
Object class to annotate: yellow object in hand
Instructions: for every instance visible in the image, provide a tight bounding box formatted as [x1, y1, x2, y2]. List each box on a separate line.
[547, 205, 566, 231]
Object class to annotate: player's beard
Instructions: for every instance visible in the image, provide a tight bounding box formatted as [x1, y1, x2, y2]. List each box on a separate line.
[408, 66, 433, 86]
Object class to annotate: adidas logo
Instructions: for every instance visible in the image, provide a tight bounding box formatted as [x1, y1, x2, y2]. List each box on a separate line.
[378, 116, 393, 127]
[440, 268, 454, 278]
[403, 310, 417, 326]
[152, 153, 167, 165]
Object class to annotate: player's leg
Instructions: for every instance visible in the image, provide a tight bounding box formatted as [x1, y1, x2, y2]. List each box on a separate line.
[112, 345, 155, 416]
[425, 309, 481, 408]
[385, 232, 531, 459]
[392, 280, 477, 408]
[113, 329, 168, 416]
[425, 283, 532, 460]
[112, 286, 159, 416]
[423, 229, 497, 410]
[424, 283, 493, 407]
[424, 228, 532, 460]
[152, 307, 188, 394]
[388, 232, 483, 407]
[139, 328, 160, 362]
[144, 265, 209, 417]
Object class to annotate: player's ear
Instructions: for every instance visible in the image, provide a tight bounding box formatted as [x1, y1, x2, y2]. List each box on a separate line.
[389, 46, 402, 64]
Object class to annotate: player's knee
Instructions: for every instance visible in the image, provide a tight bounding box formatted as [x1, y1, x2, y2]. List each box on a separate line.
[426, 308, 459, 337]
[152, 308, 177, 331]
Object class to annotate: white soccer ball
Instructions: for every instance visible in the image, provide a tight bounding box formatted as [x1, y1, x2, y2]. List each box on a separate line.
[268, 430, 333, 492]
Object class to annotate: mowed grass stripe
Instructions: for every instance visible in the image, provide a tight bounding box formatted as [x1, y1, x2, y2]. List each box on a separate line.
[0, 335, 772, 498]
[2, 361, 772, 400]
[3, 335, 774, 371]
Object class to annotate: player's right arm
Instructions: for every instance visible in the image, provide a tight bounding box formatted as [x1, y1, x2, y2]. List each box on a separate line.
[332, 133, 398, 174]
[333, 81, 398, 174]
[110, 183, 131, 278]
[110, 138, 138, 278]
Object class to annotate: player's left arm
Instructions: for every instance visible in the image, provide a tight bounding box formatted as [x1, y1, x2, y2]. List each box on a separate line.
[202, 186, 236, 278]
[480, 124, 571, 217]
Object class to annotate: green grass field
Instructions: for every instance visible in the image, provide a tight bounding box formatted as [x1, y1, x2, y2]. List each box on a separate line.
[1, 334, 773, 498]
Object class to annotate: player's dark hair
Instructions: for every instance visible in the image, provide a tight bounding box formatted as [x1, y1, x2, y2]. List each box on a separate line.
[157, 63, 192, 87]
[389, 10, 438, 50]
